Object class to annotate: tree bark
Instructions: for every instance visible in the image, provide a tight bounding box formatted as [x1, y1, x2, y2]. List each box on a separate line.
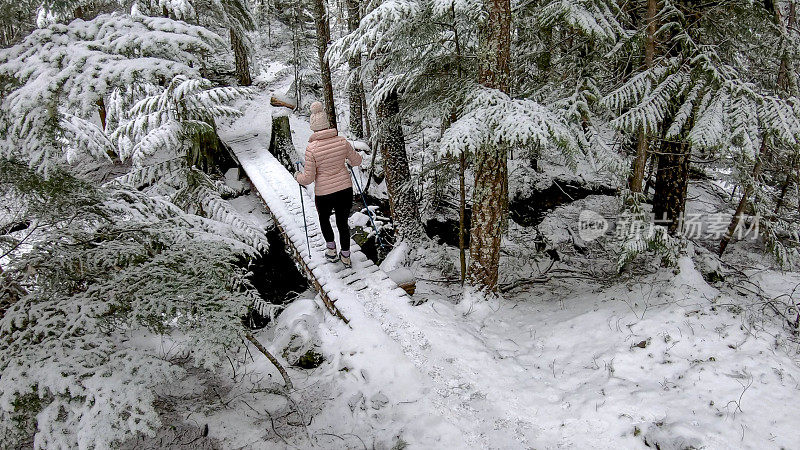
[312, 0, 337, 129]
[269, 113, 295, 173]
[448, 2, 468, 285]
[651, 0, 697, 236]
[291, 5, 303, 107]
[777, 1, 797, 93]
[459, 150, 467, 285]
[652, 137, 690, 235]
[230, 29, 252, 86]
[245, 332, 293, 390]
[360, 88, 371, 140]
[346, 0, 364, 138]
[468, 0, 511, 293]
[375, 89, 423, 242]
[96, 97, 106, 131]
[774, 155, 797, 214]
[630, 0, 657, 193]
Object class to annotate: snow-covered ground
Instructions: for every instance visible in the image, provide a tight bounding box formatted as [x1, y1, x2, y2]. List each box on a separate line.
[126, 90, 800, 449]
[137, 247, 800, 448]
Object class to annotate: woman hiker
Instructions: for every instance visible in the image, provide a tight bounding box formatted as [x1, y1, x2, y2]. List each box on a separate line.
[294, 101, 363, 268]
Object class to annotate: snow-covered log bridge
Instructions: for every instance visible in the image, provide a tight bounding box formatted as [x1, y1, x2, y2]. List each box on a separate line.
[220, 118, 411, 326]
[218, 95, 539, 448]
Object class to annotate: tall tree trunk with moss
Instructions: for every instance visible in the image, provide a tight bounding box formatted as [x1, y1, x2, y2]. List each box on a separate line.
[630, 0, 657, 193]
[467, 0, 511, 293]
[346, 0, 364, 138]
[376, 89, 423, 242]
[230, 29, 252, 86]
[312, 0, 337, 128]
[652, 128, 690, 235]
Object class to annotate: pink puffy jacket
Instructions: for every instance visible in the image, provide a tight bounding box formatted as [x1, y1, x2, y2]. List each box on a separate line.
[295, 128, 363, 196]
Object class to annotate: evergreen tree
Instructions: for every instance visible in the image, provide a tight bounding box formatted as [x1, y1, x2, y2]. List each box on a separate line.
[0, 11, 278, 446]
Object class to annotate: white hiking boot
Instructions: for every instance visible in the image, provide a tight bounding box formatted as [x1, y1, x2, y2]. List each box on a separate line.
[340, 253, 352, 269]
[325, 248, 339, 262]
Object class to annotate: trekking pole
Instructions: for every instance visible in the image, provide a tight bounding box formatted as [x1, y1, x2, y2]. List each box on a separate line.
[348, 163, 384, 249]
[296, 162, 311, 259]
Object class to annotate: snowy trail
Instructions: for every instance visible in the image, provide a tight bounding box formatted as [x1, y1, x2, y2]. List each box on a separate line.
[217, 94, 800, 449]
[219, 95, 546, 448]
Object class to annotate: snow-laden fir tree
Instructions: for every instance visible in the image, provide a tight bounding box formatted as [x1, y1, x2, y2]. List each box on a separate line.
[0, 9, 283, 447]
[602, 0, 800, 267]
[331, 0, 581, 291]
[0, 11, 221, 175]
[0, 160, 268, 448]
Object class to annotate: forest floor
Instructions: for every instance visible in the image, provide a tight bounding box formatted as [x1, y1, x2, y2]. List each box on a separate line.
[132, 237, 800, 448]
[120, 87, 800, 449]
[118, 55, 800, 448]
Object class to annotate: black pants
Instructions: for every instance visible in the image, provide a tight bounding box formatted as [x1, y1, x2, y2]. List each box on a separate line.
[316, 187, 353, 251]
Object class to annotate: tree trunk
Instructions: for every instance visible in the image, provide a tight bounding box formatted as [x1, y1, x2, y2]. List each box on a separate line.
[269, 113, 295, 173]
[630, 0, 657, 193]
[375, 89, 423, 242]
[361, 87, 371, 140]
[291, 6, 302, 107]
[346, 0, 364, 138]
[719, 139, 767, 255]
[631, 134, 649, 193]
[230, 29, 252, 86]
[777, 1, 797, 93]
[97, 97, 107, 130]
[774, 155, 797, 214]
[643, 153, 656, 196]
[651, 0, 697, 236]
[467, 0, 511, 293]
[312, 0, 337, 129]
[652, 137, 690, 235]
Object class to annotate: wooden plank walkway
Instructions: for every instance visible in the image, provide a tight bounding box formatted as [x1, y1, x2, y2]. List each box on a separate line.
[220, 131, 411, 326]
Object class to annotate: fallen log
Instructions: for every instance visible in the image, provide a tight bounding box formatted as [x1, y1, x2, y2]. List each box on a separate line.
[270, 95, 297, 110]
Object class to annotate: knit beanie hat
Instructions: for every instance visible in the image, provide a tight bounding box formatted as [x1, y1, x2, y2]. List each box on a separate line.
[309, 101, 330, 132]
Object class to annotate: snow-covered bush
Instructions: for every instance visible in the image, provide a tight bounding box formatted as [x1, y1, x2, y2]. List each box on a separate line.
[0, 12, 221, 175]
[0, 161, 270, 448]
[0, 9, 277, 447]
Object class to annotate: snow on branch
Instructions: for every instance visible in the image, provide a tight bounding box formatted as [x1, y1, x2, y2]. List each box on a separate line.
[328, 0, 421, 65]
[0, 13, 223, 174]
[0, 176, 263, 448]
[538, 0, 628, 42]
[440, 87, 579, 163]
